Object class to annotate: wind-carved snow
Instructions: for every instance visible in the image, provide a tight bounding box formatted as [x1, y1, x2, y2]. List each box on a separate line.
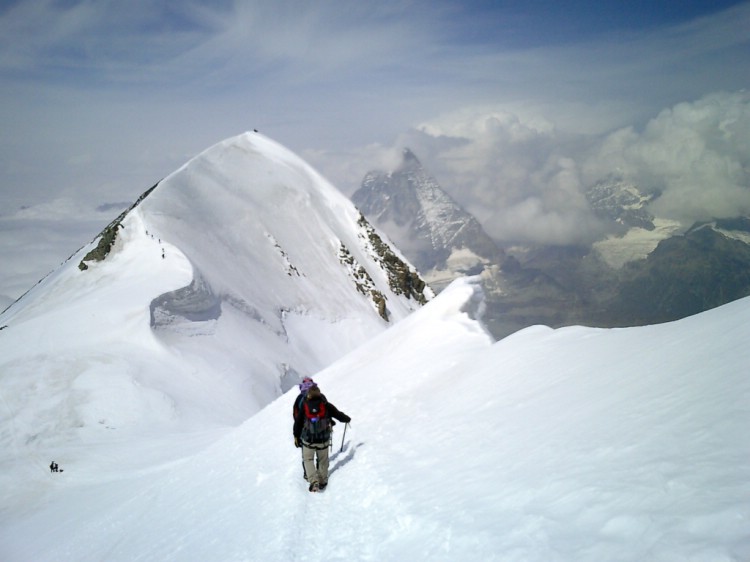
[2, 278, 748, 561]
[150, 270, 221, 335]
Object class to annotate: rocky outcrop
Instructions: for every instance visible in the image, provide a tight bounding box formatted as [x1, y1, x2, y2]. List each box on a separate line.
[353, 149, 503, 287]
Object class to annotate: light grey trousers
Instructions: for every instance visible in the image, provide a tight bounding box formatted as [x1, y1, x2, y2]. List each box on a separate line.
[302, 443, 330, 485]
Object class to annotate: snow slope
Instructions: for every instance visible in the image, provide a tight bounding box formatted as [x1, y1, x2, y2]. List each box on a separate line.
[2, 278, 748, 561]
[0, 132, 428, 452]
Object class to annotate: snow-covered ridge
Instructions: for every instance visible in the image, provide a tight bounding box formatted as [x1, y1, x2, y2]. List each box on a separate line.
[3, 132, 748, 560]
[137, 133, 426, 325]
[2, 277, 748, 560]
[0, 132, 430, 446]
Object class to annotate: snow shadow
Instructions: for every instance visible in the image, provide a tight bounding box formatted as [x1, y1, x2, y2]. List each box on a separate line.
[150, 271, 221, 329]
[329, 440, 364, 476]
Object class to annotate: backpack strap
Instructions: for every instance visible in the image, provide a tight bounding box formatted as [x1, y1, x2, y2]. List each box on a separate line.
[293, 393, 306, 419]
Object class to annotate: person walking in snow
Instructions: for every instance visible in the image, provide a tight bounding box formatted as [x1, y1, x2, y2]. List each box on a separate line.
[293, 377, 321, 481]
[293, 384, 350, 492]
[49, 461, 59, 473]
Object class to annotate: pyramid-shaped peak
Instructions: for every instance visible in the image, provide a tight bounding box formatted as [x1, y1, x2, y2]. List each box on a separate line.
[400, 147, 422, 167]
[0, 130, 430, 438]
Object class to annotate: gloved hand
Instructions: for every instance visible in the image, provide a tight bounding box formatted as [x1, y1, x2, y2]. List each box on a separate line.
[343, 415, 351, 424]
[294, 437, 301, 448]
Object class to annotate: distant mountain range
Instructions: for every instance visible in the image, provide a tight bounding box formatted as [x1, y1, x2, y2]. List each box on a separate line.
[352, 150, 750, 339]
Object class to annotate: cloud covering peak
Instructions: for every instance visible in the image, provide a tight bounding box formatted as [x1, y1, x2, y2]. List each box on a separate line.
[366, 91, 750, 246]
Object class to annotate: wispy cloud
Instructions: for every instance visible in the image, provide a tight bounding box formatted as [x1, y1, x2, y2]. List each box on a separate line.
[1, 0, 749, 298]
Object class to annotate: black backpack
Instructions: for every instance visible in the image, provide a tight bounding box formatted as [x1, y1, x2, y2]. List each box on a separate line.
[301, 398, 331, 444]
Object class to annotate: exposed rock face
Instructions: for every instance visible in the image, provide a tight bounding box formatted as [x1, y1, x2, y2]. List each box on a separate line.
[606, 222, 750, 325]
[352, 149, 503, 289]
[490, 215, 750, 335]
[586, 177, 657, 231]
[79, 184, 159, 270]
[353, 149, 750, 340]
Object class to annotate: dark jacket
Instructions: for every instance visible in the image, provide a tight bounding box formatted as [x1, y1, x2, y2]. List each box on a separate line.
[293, 396, 350, 441]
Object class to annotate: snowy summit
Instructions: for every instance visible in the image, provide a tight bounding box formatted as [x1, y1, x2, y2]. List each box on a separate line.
[1, 133, 749, 561]
[0, 131, 429, 430]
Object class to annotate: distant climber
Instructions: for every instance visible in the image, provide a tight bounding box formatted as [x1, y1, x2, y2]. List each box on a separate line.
[49, 461, 59, 473]
[293, 383, 350, 492]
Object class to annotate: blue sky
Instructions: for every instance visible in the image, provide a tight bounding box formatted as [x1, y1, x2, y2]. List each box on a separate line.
[438, 0, 745, 46]
[1, 0, 749, 303]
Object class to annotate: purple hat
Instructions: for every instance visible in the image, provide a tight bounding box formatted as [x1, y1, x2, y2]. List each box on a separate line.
[299, 377, 316, 393]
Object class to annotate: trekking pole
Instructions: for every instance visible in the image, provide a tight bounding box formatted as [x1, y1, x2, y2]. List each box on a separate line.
[340, 423, 349, 453]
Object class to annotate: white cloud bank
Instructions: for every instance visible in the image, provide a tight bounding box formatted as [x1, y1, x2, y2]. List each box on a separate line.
[586, 92, 750, 223]
[1, 2, 749, 298]
[331, 91, 750, 246]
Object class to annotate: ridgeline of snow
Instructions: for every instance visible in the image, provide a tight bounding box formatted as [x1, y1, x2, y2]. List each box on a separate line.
[0, 133, 428, 447]
[2, 276, 749, 561]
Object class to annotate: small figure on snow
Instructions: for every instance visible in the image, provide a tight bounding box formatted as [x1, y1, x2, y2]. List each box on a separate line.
[49, 461, 59, 473]
[293, 383, 350, 492]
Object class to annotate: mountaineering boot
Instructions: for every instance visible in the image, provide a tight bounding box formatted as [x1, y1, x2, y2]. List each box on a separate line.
[309, 482, 320, 493]
[319, 482, 328, 490]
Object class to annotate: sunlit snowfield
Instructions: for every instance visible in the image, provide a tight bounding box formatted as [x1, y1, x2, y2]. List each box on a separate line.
[1, 134, 748, 561]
